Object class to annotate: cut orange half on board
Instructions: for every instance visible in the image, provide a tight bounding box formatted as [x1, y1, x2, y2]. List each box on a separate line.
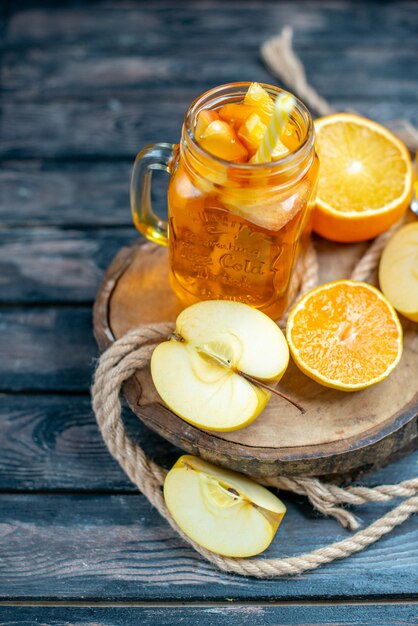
[313, 114, 413, 242]
[286, 280, 403, 391]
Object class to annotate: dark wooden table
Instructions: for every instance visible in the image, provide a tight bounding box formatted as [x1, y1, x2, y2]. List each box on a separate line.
[1, 1, 417, 624]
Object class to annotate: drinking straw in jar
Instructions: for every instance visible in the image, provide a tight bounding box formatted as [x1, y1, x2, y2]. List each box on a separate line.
[252, 93, 296, 164]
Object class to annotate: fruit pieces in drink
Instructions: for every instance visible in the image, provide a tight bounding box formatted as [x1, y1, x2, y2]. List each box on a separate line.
[243, 81, 275, 125]
[199, 120, 248, 163]
[219, 179, 313, 231]
[194, 82, 296, 164]
[379, 221, 418, 322]
[286, 280, 403, 391]
[238, 112, 268, 155]
[192, 83, 308, 231]
[164, 455, 286, 557]
[218, 103, 257, 129]
[195, 109, 248, 164]
[195, 109, 219, 138]
[167, 83, 318, 319]
[313, 113, 413, 242]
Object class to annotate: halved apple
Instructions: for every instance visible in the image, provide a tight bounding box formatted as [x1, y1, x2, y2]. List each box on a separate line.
[164, 455, 286, 557]
[150, 300, 289, 431]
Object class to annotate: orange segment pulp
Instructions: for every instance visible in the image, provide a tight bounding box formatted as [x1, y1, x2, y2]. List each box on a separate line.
[286, 280, 403, 391]
[313, 114, 413, 242]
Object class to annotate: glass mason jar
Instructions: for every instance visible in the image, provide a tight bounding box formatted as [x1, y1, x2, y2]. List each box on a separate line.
[131, 82, 319, 319]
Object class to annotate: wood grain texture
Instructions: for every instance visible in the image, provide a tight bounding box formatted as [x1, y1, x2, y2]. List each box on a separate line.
[0, 162, 136, 226]
[0, 395, 180, 491]
[0, 604, 417, 625]
[0, 100, 186, 159]
[5, 2, 418, 49]
[2, 100, 418, 159]
[0, 393, 415, 492]
[0, 483, 417, 601]
[0, 308, 96, 391]
[0, 228, 136, 302]
[4, 48, 418, 100]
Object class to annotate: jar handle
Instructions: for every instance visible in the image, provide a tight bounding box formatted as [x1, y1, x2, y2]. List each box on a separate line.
[130, 142, 178, 246]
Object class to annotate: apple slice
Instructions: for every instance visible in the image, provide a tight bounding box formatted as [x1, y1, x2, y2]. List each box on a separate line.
[195, 109, 219, 139]
[218, 103, 257, 130]
[198, 120, 248, 162]
[238, 112, 267, 154]
[379, 222, 418, 322]
[164, 455, 286, 557]
[151, 300, 289, 431]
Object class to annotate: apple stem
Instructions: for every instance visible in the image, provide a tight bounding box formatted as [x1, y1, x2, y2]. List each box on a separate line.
[194, 345, 306, 414]
[170, 332, 185, 342]
[238, 371, 306, 414]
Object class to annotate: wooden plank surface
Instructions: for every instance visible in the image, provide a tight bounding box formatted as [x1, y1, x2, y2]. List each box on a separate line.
[0, 486, 417, 601]
[0, 162, 134, 226]
[0, 393, 416, 491]
[0, 395, 177, 491]
[3, 48, 418, 100]
[5, 1, 418, 49]
[2, 100, 418, 160]
[1, 0, 417, 615]
[0, 604, 417, 625]
[0, 228, 135, 302]
[0, 391, 416, 601]
[0, 308, 96, 391]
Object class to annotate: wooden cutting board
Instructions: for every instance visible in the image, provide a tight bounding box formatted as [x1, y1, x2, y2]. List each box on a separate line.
[93, 239, 418, 479]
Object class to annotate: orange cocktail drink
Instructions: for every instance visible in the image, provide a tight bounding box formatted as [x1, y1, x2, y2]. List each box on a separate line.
[132, 82, 319, 319]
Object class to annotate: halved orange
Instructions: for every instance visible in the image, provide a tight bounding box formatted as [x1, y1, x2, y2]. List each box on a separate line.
[286, 280, 403, 391]
[313, 114, 413, 242]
